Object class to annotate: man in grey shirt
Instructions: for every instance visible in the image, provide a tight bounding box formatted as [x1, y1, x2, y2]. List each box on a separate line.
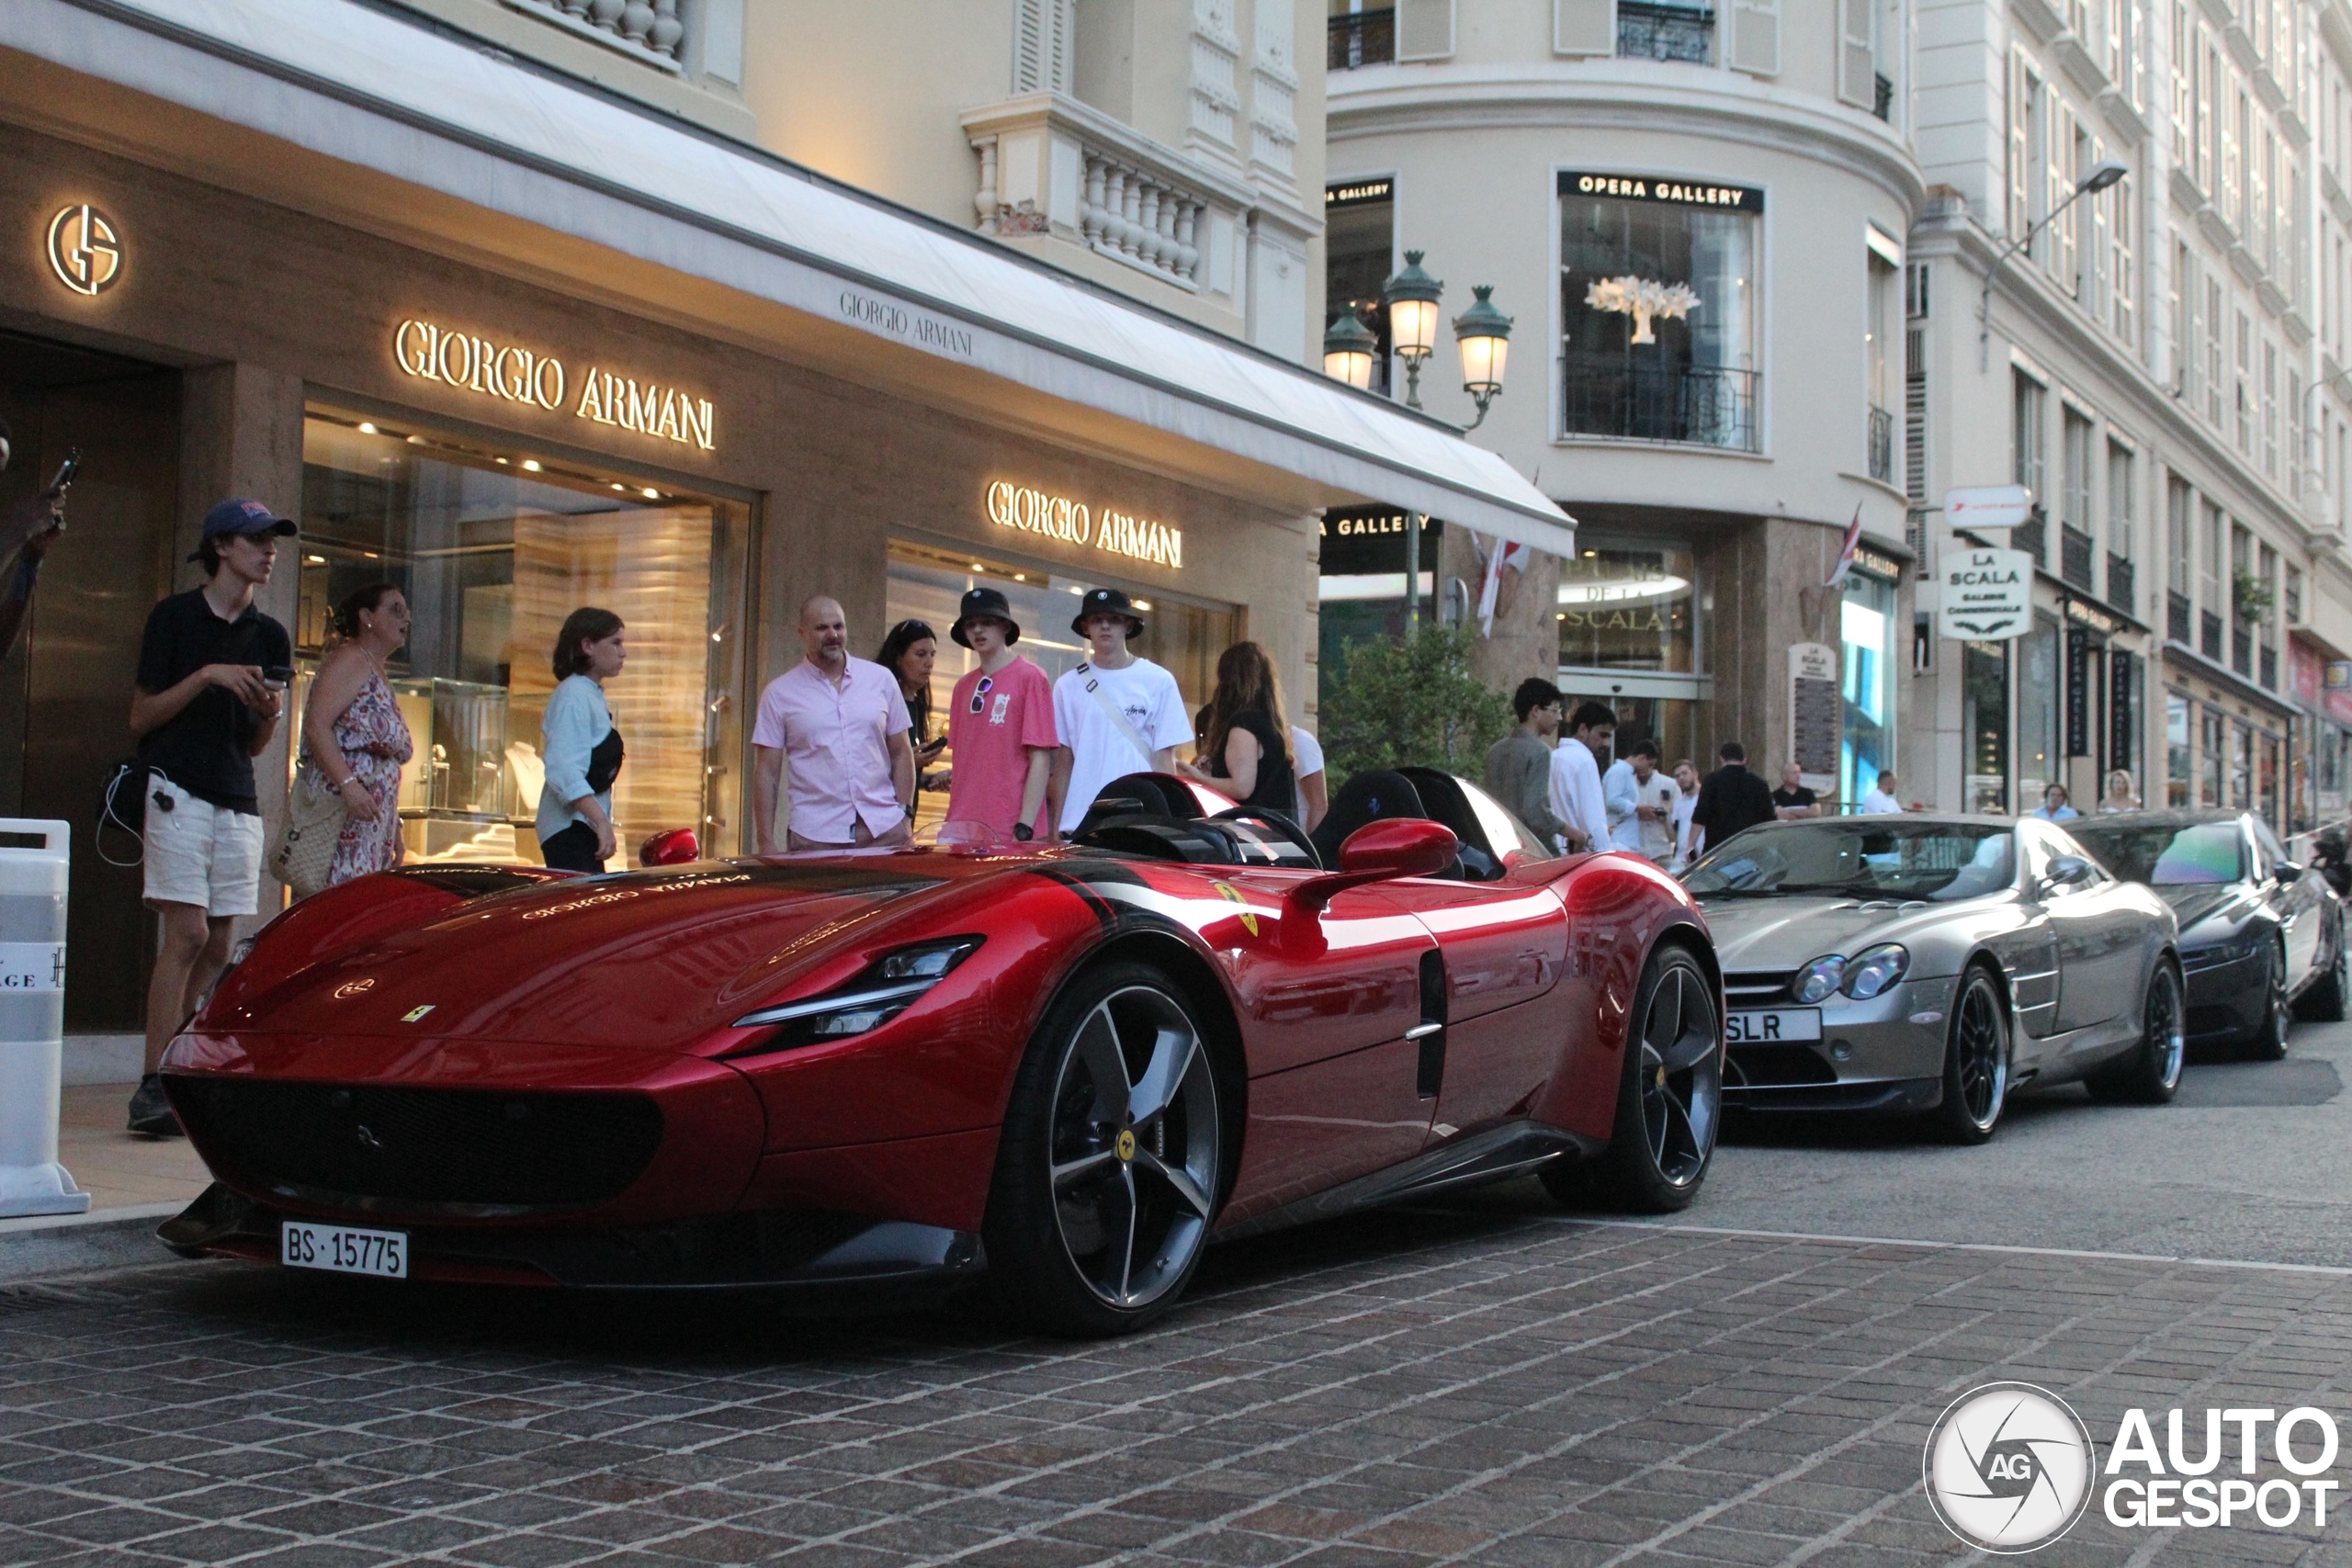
[1484, 678, 1567, 851]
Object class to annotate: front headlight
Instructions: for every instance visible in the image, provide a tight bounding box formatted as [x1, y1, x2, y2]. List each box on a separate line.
[727, 935, 985, 1052]
[1792, 954, 1847, 1004]
[1843, 943, 1910, 998]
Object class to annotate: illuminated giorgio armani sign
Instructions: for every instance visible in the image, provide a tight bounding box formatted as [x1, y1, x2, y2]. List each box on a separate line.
[986, 480, 1183, 569]
[392, 318, 716, 452]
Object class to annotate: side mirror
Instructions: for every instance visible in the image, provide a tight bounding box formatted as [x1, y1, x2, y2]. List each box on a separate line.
[2276, 860, 2304, 884]
[1283, 818, 1461, 931]
[639, 829, 700, 867]
[1338, 818, 1461, 880]
[2042, 853, 2093, 891]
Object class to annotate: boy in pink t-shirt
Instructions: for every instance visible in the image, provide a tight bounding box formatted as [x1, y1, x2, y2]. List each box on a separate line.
[944, 587, 1057, 840]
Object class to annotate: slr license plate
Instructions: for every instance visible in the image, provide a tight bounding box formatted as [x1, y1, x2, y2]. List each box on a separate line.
[281, 1221, 408, 1279]
[1725, 1009, 1823, 1044]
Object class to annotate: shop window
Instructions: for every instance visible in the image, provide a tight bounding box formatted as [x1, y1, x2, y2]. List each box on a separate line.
[1324, 179, 1394, 395]
[2232, 719, 2253, 808]
[297, 410, 748, 865]
[1556, 543, 1697, 673]
[2017, 618, 2061, 810]
[883, 540, 1234, 831]
[1841, 573, 1896, 805]
[1558, 176, 1759, 451]
[1964, 639, 2009, 813]
[2166, 692, 2191, 807]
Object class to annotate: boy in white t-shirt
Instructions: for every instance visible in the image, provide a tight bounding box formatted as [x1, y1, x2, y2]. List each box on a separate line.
[1049, 587, 1195, 834]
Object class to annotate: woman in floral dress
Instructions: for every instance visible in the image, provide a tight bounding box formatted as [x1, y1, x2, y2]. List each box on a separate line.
[298, 583, 414, 889]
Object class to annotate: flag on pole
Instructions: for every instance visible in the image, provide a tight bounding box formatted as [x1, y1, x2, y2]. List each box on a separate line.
[1475, 533, 1530, 637]
[1824, 504, 1862, 589]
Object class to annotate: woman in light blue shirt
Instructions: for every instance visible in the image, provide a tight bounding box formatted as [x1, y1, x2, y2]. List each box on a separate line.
[537, 606, 626, 872]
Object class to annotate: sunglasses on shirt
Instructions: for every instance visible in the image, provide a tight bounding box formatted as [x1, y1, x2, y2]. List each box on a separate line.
[968, 674, 996, 715]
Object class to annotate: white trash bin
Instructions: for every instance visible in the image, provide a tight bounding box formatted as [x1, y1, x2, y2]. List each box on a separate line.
[0, 818, 88, 1218]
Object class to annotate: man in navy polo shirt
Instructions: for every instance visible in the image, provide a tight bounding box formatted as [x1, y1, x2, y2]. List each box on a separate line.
[125, 498, 295, 1136]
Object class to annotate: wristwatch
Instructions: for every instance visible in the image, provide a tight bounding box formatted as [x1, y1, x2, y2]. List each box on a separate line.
[1012, 823, 1034, 841]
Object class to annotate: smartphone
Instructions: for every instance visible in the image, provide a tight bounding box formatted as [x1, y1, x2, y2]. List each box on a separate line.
[45, 448, 79, 493]
[920, 735, 950, 758]
[263, 663, 294, 691]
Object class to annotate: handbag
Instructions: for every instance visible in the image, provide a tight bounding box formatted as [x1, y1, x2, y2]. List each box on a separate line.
[269, 767, 345, 899]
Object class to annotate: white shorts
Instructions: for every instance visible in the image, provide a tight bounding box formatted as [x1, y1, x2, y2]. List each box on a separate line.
[142, 775, 266, 918]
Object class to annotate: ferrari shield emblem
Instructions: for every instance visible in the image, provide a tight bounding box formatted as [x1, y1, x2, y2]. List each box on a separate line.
[1210, 881, 1259, 936]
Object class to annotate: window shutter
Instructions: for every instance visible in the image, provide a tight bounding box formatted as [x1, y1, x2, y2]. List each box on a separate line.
[1396, 0, 1456, 60]
[1731, 0, 1780, 74]
[1555, 0, 1614, 56]
[1838, 0, 1875, 107]
[1012, 0, 1073, 93]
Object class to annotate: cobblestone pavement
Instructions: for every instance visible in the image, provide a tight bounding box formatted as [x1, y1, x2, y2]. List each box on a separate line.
[7, 1198, 2352, 1568]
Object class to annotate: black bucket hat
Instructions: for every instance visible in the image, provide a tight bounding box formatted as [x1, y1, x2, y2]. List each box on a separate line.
[1070, 585, 1145, 639]
[950, 586, 1022, 648]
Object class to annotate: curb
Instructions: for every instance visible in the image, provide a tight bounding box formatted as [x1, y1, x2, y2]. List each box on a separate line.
[0, 1203, 186, 1282]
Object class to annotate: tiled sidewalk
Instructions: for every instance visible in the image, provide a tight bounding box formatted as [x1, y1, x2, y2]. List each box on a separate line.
[5, 1201, 2351, 1566]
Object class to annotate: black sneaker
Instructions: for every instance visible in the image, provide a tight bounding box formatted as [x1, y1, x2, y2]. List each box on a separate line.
[127, 1074, 182, 1137]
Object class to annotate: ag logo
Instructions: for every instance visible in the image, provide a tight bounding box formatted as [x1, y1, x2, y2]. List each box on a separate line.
[1923, 1382, 2097, 1552]
[45, 204, 122, 297]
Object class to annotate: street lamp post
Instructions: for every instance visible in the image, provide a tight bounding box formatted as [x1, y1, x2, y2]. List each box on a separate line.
[1381, 250, 1443, 409]
[1976, 159, 2127, 371]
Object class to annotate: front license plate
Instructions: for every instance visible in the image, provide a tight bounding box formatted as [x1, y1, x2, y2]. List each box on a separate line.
[1725, 1009, 1823, 1044]
[281, 1221, 408, 1279]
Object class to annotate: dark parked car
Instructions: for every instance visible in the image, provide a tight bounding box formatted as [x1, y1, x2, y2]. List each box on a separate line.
[2068, 809, 2346, 1058]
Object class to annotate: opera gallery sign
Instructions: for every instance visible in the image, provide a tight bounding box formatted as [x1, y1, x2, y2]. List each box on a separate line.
[1938, 547, 2032, 641]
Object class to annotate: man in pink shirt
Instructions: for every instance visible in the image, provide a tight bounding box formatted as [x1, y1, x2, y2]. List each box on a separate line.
[944, 587, 1056, 842]
[752, 595, 916, 852]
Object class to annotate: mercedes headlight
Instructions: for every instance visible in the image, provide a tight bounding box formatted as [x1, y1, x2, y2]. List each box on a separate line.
[1843, 943, 1910, 998]
[1792, 955, 1847, 1004]
[728, 936, 984, 1053]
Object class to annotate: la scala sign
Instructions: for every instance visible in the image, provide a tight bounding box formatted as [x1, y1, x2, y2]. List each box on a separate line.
[1938, 547, 2032, 641]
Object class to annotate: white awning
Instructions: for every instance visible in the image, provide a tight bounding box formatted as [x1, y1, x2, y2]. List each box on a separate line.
[6, 0, 1577, 555]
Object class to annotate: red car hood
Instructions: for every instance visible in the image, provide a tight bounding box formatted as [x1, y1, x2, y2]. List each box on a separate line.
[206, 860, 958, 1053]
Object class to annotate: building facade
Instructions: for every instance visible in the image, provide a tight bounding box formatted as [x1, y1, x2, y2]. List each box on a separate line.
[0, 0, 1564, 1031]
[1326, 0, 1925, 795]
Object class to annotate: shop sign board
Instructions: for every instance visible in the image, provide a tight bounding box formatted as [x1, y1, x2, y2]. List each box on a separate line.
[2109, 650, 2136, 773]
[1943, 485, 2033, 535]
[1788, 641, 1839, 789]
[985, 480, 1184, 570]
[1938, 547, 2032, 641]
[391, 317, 717, 453]
[2065, 629, 2091, 758]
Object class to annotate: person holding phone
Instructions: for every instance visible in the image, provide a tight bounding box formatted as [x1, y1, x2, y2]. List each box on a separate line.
[125, 498, 296, 1136]
[297, 582, 414, 888]
[0, 420, 71, 664]
[876, 618, 951, 794]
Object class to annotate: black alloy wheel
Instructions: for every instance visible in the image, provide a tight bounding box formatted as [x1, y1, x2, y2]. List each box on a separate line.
[2246, 942, 2290, 1062]
[1931, 967, 2010, 1145]
[2086, 961, 2186, 1104]
[1543, 942, 1721, 1213]
[2295, 918, 2348, 1023]
[984, 962, 1223, 1337]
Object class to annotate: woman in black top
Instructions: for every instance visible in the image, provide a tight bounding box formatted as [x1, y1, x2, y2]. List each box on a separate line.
[876, 618, 949, 792]
[1185, 640, 1296, 819]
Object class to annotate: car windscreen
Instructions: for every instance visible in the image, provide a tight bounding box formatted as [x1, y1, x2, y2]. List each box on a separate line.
[1682, 821, 2016, 900]
[2066, 819, 2245, 886]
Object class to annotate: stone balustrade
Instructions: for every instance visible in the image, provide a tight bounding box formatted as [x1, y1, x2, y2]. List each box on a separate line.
[504, 0, 686, 70]
[1077, 155, 1206, 287]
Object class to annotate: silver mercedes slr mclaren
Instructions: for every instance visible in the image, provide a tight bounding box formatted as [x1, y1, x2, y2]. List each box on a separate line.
[1681, 814, 2182, 1143]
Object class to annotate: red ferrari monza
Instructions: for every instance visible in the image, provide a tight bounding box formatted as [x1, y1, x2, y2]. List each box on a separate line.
[160, 771, 1725, 1336]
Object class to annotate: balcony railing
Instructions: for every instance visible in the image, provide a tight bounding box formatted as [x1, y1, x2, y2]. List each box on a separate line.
[1866, 405, 1894, 483]
[2107, 553, 2134, 614]
[2233, 625, 2253, 676]
[2014, 512, 2047, 567]
[2201, 610, 2222, 660]
[1873, 73, 1894, 120]
[1561, 355, 1758, 451]
[508, 0, 685, 68]
[2167, 589, 2191, 643]
[2060, 525, 2096, 590]
[2261, 645, 2278, 689]
[1329, 8, 1396, 69]
[1616, 2, 1714, 62]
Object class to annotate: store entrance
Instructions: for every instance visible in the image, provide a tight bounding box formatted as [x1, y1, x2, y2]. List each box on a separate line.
[0, 331, 181, 1031]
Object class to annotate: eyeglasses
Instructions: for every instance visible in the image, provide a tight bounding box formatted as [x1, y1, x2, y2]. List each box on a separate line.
[968, 675, 996, 714]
